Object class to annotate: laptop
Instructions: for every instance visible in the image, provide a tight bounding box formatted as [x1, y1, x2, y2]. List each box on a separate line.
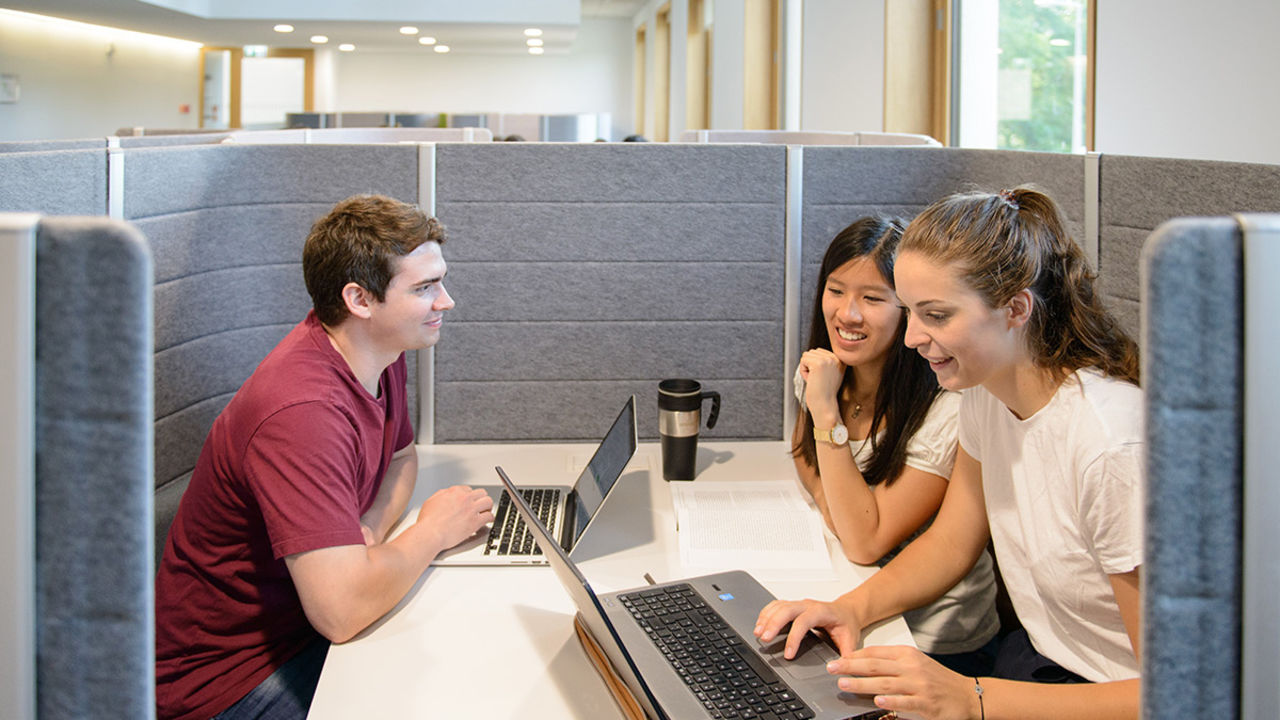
[432, 395, 638, 566]
[496, 466, 888, 720]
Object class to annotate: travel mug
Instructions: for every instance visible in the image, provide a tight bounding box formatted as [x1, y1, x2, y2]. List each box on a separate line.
[658, 379, 721, 481]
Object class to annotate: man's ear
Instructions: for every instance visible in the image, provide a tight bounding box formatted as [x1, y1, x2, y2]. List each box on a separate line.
[341, 282, 374, 320]
[1006, 288, 1035, 329]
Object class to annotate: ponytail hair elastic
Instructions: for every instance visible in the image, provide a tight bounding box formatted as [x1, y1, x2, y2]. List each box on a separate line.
[997, 188, 1020, 211]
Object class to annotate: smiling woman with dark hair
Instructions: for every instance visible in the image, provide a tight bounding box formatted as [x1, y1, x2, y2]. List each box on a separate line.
[791, 215, 999, 677]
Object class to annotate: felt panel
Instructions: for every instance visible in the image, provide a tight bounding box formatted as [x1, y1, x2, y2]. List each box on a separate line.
[435, 379, 777, 443]
[437, 143, 785, 203]
[122, 143, 419, 218]
[446, 262, 781, 322]
[1100, 155, 1280, 338]
[34, 217, 154, 718]
[434, 143, 788, 441]
[116, 133, 232, 148]
[0, 138, 106, 152]
[0, 149, 108, 216]
[1139, 217, 1242, 720]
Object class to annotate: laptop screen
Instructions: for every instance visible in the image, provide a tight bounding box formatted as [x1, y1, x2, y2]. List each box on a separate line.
[568, 395, 637, 547]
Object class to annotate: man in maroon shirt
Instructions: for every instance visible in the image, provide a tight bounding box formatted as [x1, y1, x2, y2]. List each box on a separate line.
[155, 195, 495, 720]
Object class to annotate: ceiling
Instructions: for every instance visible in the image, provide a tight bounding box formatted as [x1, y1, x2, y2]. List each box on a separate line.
[1, 0, 649, 53]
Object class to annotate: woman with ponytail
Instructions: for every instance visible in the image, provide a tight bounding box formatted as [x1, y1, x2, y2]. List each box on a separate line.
[756, 187, 1143, 719]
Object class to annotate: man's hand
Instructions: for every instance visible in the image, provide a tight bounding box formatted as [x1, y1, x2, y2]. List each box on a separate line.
[415, 485, 494, 549]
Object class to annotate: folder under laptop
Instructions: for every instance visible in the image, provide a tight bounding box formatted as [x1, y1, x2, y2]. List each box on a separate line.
[432, 395, 638, 566]
[496, 466, 888, 720]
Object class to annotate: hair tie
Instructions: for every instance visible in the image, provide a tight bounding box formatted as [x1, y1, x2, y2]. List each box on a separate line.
[997, 188, 1020, 211]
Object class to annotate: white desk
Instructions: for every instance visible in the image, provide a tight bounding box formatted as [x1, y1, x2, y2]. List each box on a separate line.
[308, 441, 916, 719]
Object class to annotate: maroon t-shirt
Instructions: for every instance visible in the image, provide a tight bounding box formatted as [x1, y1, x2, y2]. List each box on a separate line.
[155, 312, 414, 720]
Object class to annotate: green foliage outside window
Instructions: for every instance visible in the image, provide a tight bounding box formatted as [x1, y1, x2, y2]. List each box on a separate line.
[997, 0, 1086, 153]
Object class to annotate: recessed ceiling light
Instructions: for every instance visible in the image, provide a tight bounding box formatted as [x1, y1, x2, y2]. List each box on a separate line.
[528, 47, 544, 55]
[527, 38, 543, 47]
[434, 45, 450, 53]
[399, 26, 419, 35]
[310, 35, 328, 44]
[273, 24, 294, 33]
[524, 28, 542, 37]
[338, 43, 355, 52]
[418, 36, 437, 45]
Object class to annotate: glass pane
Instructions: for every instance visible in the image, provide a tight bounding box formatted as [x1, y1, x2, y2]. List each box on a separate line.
[958, 0, 1089, 154]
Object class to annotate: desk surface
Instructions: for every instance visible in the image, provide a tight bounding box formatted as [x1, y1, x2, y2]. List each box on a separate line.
[307, 441, 915, 719]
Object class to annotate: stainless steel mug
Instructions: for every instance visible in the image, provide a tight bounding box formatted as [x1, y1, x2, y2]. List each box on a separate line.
[658, 379, 721, 481]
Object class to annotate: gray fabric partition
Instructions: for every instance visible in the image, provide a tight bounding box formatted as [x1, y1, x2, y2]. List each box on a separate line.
[799, 147, 1086, 347]
[1100, 155, 1280, 339]
[126, 143, 421, 561]
[0, 138, 106, 153]
[433, 143, 788, 442]
[116, 132, 233, 148]
[0, 149, 108, 216]
[1140, 217, 1243, 718]
[35, 216, 154, 719]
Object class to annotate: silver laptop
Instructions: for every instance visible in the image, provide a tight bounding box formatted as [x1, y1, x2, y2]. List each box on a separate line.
[432, 395, 638, 566]
[496, 466, 888, 720]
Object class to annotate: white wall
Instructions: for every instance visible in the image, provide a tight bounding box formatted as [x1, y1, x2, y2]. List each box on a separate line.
[799, 0, 884, 133]
[327, 18, 633, 138]
[1095, 0, 1280, 164]
[0, 12, 200, 141]
[708, 0, 746, 131]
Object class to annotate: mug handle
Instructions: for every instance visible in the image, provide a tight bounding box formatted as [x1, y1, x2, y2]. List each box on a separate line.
[702, 391, 721, 429]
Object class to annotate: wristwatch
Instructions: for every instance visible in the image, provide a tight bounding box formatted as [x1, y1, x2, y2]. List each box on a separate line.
[814, 423, 849, 446]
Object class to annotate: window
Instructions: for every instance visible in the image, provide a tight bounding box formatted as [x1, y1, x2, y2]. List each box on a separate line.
[956, 0, 1091, 153]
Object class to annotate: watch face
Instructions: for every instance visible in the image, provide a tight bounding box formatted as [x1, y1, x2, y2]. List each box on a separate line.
[831, 424, 849, 445]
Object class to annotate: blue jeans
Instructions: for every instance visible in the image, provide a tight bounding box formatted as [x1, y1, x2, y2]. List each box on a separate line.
[991, 628, 1089, 684]
[928, 634, 1000, 677]
[214, 637, 330, 720]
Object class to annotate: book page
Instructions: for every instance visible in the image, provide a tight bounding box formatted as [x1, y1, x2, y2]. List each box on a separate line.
[671, 481, 834, 581]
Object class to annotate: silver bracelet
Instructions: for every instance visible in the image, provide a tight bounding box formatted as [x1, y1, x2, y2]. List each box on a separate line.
[973, 676, 985, 720]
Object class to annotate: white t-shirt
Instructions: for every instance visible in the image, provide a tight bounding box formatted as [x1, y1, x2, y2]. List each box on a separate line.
[959, 368, 1143, 682]
[849, 390, 1000, 654]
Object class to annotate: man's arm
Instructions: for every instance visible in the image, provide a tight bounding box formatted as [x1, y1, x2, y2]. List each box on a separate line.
[285, 484, 494, 643]
[359, 445, 417, 544]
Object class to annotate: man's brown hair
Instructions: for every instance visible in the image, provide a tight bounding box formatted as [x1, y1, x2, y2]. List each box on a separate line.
[303, 194, 446, 326]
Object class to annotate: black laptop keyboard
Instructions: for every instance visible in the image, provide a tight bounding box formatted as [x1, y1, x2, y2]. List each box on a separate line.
[484, 487, 562, 556]
[619, 584, 816, 720]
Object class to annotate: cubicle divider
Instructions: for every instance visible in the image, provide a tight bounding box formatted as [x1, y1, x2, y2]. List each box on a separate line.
[0, 214, 37, 720]
[0, 212, 155, 720]
[1240, 214, 1280, 720]
[0, 149, 109, 216]
[1140, 216, 1244, 719]
[115, 132, 234, 148]
[432, 142, 789, 443]
[223, 127, 493, 144]
[678, 129, 941, 146]
[1099, 155, 1280, 339]
[118, 143, 422, 557]
[0, 138, 108, 153]
[34, 216, 155, 719]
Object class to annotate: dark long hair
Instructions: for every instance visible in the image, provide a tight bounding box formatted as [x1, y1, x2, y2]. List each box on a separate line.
[899, 186, 1139, 384]
[792, 216, 943, 486]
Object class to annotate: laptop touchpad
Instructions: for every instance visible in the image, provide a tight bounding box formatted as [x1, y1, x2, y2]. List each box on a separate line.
[758, 632, 839, 681]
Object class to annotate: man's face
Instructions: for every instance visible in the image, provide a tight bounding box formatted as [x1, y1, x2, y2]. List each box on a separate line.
[368, 242, 454, 352]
